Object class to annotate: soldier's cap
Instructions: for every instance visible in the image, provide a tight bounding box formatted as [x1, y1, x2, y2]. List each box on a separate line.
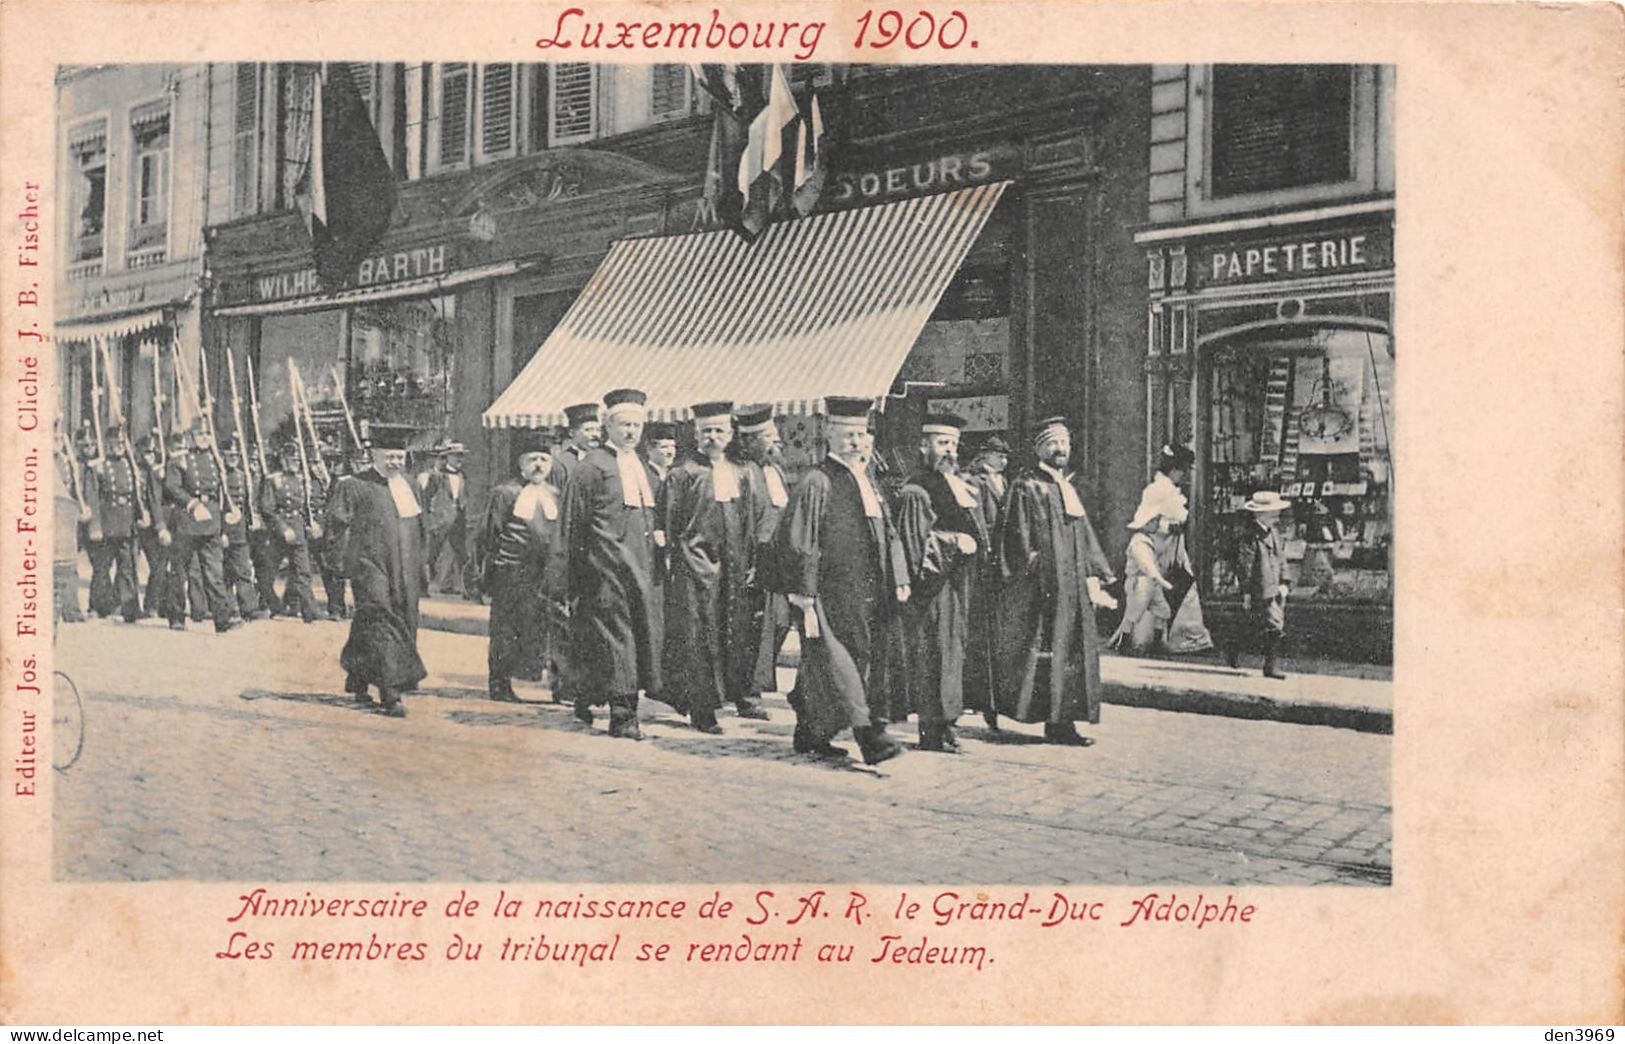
[734, 403, 776, 434]
[823, 395, 874, 422]
[689, 400, 733, 422]
[190, 417, 212, 435]
[602, 388, 648, 419]
[564, 402, 602, 428]
[220, 434, 242, 453]
[643, 422, 676, 444]
[921, 412, 967, 437]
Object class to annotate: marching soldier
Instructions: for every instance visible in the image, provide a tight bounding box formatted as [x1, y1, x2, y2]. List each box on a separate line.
[162, 419, 235, 633]
[219, 434, 262, 621]
[82, 425, 145, 623]
[73, 423, 105, 615]
[311, 442, 348, 618]
[247, 439, 285, 619]
[135, 432, 170, 619]
[53, 421, 89, 623]
[260, 440, 324, 623]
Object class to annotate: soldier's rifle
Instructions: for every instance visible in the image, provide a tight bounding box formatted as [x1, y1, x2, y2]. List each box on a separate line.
[246, 355, 269, 479]
[225, 346, 261, 531]
[97, 335, 151, 529]
[150, 344, 168, 470]
[331, 365, 361, 450]
[291, 362, 332, 488]
[172, 339, 240, 530]
[85, 338, 107, 542]
[286, 358, 322, 540]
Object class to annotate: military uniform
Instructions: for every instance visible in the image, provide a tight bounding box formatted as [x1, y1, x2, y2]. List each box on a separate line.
[220, 448, 261, 619]
[135, 438, 170, 619]
[53, 435, 88, 623]
[162, 428, 234, 632]
[83, 438, 145, 622]
[310, 466, 348, 617]
[260, 450, 323, 623]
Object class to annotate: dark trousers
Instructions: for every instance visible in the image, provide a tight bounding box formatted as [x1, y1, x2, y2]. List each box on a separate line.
[313, 538, 346, 614]
[168, 533, 231, 628]
[139, 528, 167, 616]
[270, 534, 319, 621]
[223, 538, 260, 617]
[425, 522, 467, 595]
[89, 535, 140, 620]
[250, 529, 284, 615]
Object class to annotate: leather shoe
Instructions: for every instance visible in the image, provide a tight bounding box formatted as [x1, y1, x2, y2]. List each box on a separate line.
[734, 702, 770, 720]
[1044, 724, 1095, 747]
[609, 720, 643, 741]
[381, 703, 407, 718]
[573, 702, 595, 726]
[982, 710, 1000, 731]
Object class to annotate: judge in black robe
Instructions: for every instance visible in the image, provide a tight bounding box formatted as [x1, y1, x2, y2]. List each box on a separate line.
[992, 418, 1118, 745]
[480, 431, 565, 701]
[658, 401, 761, 732]
[328, 438, 427, 717]
[559, 388, 663, 740]
[894, 415, 991, 752]
[768, 397, 907, 765]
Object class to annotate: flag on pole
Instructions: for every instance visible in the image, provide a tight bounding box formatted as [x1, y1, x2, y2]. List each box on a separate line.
[736, 65, 799, 239]
[792, 92, 826, 217]
[295, 64, 397, 289]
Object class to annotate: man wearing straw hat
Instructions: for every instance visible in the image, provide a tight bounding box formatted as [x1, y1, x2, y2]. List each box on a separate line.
[1226, 489, 1293, 680]
[559, 388, 664, 740]
[769, 395, 909, 766]
[990, 416, 1117, 746]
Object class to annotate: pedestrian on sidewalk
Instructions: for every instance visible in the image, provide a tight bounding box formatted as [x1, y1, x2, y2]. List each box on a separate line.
[990, 417, 1118, 746]
[1226, 490, 1293, 680]
[1109, 445, 1213, 655]
[659, 401, 763, 732]
[328, 429, 428, 717]
[769, 396, 908, 766]
[894, 413, 989, 754]
[559, 388, 664, 740]
[480, 430, 564, 703]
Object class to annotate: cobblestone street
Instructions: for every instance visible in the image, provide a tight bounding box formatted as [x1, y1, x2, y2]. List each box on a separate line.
[51, 616, 1391, 885]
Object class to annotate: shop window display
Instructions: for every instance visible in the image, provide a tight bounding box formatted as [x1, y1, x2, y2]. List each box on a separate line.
[1204, 327, 1393, 605]
[348, 295, 458, 436]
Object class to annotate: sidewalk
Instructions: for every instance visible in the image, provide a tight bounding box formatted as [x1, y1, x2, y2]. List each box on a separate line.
[418, 596, 1393, 735]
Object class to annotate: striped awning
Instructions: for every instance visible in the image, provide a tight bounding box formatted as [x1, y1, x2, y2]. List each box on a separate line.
[55, 307, 171, 344]
[483, 182, 1008, 429]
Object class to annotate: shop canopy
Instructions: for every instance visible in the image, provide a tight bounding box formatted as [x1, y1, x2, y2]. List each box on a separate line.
[55, 307, 171, 344]
[481, 182, 1008, 429]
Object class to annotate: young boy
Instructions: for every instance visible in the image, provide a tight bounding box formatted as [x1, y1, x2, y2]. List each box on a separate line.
[1227, 490, 1292, 679]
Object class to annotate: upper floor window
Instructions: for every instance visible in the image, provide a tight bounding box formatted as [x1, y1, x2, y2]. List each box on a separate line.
[128, 99, 171, 252]
[423, 63, 521, 173]
[1209, 65, 1354, 198]
[649, 64, 693, 122]
[548, 64, 597, 145]
[67, 118, 108, 263]
[231, 63, 261, 217]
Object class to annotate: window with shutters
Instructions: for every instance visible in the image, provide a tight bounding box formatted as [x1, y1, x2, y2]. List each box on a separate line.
[67, 118, 108, 264]
[128, 99, 170, 257]
[649, 64, 692, 122]
[548, 64, 596, 145]
[231, 64, 261, 216]
[476, 63, 517, 160]
[437, 62, 472, 169]
[1208, 65, 1354, 198]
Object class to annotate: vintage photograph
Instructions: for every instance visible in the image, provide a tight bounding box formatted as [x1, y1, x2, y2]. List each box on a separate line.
[48, 61, 1395, 886]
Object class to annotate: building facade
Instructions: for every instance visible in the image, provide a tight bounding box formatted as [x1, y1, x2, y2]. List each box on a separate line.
[1137, 64, 1396, 661]
[202, 63, 1153, 556]
[54, 64, 212, 441]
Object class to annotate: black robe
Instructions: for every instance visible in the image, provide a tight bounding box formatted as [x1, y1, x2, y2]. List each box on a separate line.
[560, 446, 662, 699]
[895, 470, 990, 727]
[480, 479, 565, 683]
[741, 460, 791, 695]
[993, 467, 1115, 725]
[769, 456, 907, 742]
[330, 467, 427, 691]
[658, 455, 756, 714]
[963, 471, 1009, 713]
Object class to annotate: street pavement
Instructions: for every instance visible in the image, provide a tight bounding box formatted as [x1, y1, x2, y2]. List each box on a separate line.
[50, 615, 1392, 886]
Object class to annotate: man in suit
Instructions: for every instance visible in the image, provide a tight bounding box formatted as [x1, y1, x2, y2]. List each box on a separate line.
[769, 396, 909, 765]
